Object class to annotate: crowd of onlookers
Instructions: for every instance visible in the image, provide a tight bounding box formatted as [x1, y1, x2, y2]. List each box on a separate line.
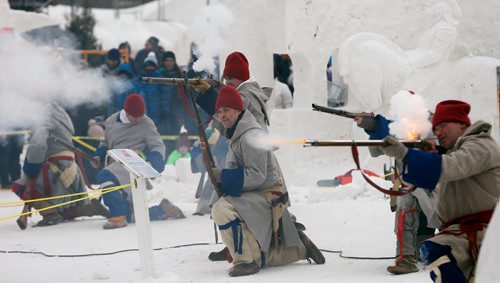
[0, 36, 295, 189]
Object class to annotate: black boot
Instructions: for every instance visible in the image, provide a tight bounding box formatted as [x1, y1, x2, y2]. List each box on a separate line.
[76, 200, 110, 218]
[228, 261, 259, 277]
[32, 202, 63, 227]
[160, 199, 186, 219]
[36, 212, 63, 227]
[208, 247, 228, 261]
[294, 221, 306, 231]
[298, 230, 325, 264]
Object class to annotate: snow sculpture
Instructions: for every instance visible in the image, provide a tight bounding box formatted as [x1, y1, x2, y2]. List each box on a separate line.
[338, 0, 461, 114]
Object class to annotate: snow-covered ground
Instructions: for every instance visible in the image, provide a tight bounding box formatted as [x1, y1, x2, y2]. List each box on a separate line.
[0, 170, 430, 282]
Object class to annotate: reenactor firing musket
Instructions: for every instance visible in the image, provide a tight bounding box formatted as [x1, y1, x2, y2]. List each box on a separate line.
[140, 76, 223, 87]
[312, 103, 374, 119]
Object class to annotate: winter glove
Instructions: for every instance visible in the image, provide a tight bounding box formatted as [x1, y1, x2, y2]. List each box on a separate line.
[22, 162, 42, 177]
[190, 79, 211, 94]
[94, 145, 108, 160]
[365, 115, 391, 140]
[354, 116, 377, 130]
[147, 151, 165, 173]
[381, 136, 408, 160]
[219, 167, 244, 197]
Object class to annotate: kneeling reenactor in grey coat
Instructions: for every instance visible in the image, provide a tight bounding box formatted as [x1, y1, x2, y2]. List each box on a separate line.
[210, 86, 325, 277]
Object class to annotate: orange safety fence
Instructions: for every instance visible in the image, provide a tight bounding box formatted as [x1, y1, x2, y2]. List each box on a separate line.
[79, 49, 129, 63]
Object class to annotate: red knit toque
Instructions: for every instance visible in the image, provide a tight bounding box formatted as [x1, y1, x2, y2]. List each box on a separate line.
[222, 52, 250, 81]
[432, 100, 471, 130]
[124, 93, 145, 117]
[216, 86, 244, 112]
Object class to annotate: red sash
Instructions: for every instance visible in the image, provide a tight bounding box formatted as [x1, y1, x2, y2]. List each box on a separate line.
[438, 210, 494, 262]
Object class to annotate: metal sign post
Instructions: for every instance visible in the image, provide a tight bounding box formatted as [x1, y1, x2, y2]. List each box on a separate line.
[107, 149, 160, 279]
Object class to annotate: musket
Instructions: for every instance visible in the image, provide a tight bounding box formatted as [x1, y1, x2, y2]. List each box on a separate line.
[51, 135, 102, 168]
[16, 203, 31, 230]
[303, 139, 428, 148]
[195, 172, 206, 199]
[181, 72, 222, 197]
[303, 139, 447, 153]
[140, 76, 223, 87]
[312, 103, 374, 119]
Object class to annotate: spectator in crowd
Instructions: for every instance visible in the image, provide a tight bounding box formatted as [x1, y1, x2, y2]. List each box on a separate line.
[158, 50, 198, 149]
[266, 75, 293, 115]
[108, 63, 141, 118]
[0, 134, 24, 189]
[137, 52, 167, 127]
[273, 54, 294, 95]
[159, 51, 182, 78]
[118, 41, 136, 75]
[87, 118, 105, 138]
[135, 36, 164, 73]
[101, 48, 122, 77]
[166, 131, 192, 166]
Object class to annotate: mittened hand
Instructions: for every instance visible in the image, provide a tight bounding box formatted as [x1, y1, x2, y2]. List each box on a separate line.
[381, 136, 408, 160]
[191, 79, 211, 94]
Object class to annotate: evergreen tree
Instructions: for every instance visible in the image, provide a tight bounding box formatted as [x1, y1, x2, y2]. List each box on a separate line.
[66, 0, 101, 66]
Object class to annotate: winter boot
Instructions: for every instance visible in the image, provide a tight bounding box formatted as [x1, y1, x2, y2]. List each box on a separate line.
[32, 201, 64, 227]
[76, 200, 110, 218]
[36, 211, 64, 227]
[208, 247, 229, 261]
[298, 230, 325, 264]
[387, 255, 419, 274]
[228, 261, 260, 277]
[160, 198, 186, 219]
[102, 216, 127, 229]
[294, 221, 306, 231]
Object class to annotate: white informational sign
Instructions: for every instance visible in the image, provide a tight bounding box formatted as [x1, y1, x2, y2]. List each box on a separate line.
[107, 148, 159, 279]
[107, 149, 160, 179]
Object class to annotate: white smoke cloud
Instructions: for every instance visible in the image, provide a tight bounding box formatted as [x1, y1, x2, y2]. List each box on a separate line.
[0, 34, 112, 132]
[388, 90, 432, 140]
[190, 3, 234, 75]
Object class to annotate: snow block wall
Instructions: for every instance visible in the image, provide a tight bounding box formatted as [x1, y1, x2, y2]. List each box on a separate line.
[210, 0, 500, 183]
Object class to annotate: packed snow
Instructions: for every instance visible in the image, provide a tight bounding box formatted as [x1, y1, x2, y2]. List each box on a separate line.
[1, 169, 431, 282]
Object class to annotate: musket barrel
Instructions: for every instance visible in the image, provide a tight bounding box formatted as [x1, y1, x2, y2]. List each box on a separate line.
[304, 139, 425, 147]
[140, 77, 222, 87]
[311, 103, 374, 118]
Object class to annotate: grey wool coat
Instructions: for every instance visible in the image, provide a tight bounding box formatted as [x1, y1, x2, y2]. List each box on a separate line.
[428, 121, 500, 278]
[222, 110, 300, 252]
[236, 79, 270, 130]
[20, 102, 87, 211]
[434, 120, 500, 224]
[99, 111, 165, 186]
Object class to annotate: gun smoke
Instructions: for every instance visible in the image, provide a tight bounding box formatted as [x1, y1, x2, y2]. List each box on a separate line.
[388, 90, 432, 140]
[0, 34, 113, 132]
[190, 2, 234, 76]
